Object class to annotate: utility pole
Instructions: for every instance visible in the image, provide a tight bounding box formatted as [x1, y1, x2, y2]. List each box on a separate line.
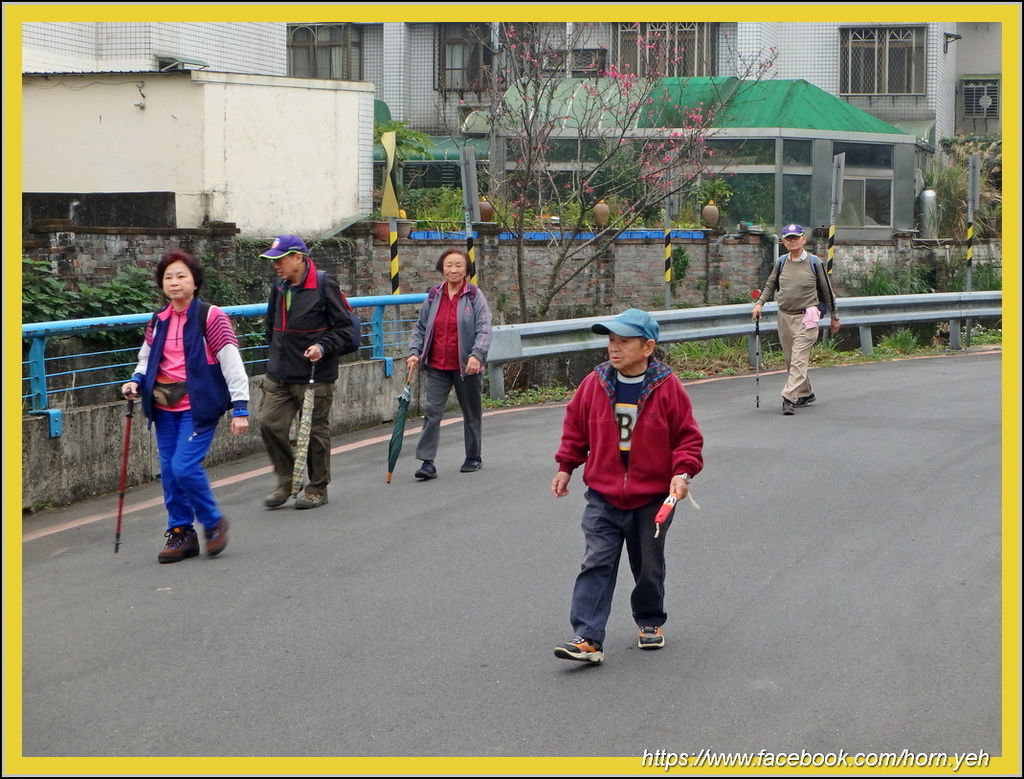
[965, 153, 980, 347]
[487, 22, 504, 202]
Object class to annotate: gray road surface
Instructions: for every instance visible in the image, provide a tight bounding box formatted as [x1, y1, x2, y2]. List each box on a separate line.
[19, 352, 1004, 763]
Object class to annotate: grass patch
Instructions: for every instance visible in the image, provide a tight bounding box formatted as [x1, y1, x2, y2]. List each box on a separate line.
[482, 325, 1000, 406]
[483, 383, 572, 408]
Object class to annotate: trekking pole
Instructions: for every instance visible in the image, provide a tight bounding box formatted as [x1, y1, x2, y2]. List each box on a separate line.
[114, 397, 135, 553]
[752, 289, 761, 408]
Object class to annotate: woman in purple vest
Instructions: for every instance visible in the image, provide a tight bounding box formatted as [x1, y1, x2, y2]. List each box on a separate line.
[121, 250, 250, 563]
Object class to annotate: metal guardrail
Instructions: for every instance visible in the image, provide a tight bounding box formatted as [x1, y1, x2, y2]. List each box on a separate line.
[22, 294, 427, 437]
[23, 291, 1002, 432]
[485, 292, 1002, 397]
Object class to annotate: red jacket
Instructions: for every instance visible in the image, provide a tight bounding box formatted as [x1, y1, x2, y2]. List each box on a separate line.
[555, 360, 704, 509]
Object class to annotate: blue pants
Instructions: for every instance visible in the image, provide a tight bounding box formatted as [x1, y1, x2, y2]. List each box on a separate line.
[154, 409, 221, 531]
[569, 489, 673, 644]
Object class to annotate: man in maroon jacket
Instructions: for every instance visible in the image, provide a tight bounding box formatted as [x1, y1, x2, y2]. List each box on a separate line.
[551, 309, 704, 664]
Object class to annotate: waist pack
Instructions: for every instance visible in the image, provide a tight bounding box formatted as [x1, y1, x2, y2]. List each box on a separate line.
[152, 381, 187, 407]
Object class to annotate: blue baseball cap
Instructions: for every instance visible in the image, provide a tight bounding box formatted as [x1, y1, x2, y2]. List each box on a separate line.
[781, 223, 805, 238]
[591, 308, 660, 342]
[260, 234, 309, 259]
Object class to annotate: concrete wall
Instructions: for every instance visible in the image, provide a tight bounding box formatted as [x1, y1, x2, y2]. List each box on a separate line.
[22, 71, 374, 236]
[22, 21, 287, 75]
[22, 359, 424, 512]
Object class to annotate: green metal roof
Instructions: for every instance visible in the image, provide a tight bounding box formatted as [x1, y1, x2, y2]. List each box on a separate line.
[462, 76, 909, 137]
[697, 78, 907, 134]
[380, 77, 909, 164]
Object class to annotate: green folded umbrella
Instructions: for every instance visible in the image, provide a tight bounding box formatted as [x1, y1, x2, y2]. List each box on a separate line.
[386, 367, 415, 484]
[290, 363, 317, 498]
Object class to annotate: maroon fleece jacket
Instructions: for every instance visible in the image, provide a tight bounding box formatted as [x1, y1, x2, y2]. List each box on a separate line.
[555, 359, 704, 510]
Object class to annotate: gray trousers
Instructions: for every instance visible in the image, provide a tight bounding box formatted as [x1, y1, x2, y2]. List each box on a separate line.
[415, 366, 482, 463]
[258, 374, 335, 493]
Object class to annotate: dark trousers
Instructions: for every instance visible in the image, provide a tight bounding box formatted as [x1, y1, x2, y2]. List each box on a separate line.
[414, 366, 482, 463]
[569, 489, 673, 644]
[258, 374, 335, 493]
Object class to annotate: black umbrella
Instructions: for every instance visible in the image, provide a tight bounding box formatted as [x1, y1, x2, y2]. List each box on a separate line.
[386, 366, 415, 484]
[290, 362, 316, 499]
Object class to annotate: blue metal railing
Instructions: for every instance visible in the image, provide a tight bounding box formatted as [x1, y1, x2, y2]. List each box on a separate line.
[21, 294, 427, 436]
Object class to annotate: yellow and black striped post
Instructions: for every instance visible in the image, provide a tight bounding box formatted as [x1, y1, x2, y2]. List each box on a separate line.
[663, 208, 672, 308]
[389, 217, 400, 295]
[826, 223, 836, 275]
[467, 231, 477, 286]
[380, 131, 402, 295]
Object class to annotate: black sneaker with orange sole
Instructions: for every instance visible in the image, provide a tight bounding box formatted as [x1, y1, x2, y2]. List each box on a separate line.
[638, 626, 665, 650]
[554, 636, 605, 663]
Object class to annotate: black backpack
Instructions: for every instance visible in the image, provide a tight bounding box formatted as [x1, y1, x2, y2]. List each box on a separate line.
[316, 270, 363, 355]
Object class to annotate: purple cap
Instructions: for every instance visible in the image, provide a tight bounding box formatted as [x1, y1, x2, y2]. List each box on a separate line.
[781, 224, 805, 238]
[260, 234, 309, 259]
[591, 308, 660, 342]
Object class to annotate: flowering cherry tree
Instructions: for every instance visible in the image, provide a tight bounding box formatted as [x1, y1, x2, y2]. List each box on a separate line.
[448, 22, 776, 321]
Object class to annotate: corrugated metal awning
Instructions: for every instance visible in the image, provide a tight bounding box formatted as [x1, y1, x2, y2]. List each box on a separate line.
[373, 135, 489, 162]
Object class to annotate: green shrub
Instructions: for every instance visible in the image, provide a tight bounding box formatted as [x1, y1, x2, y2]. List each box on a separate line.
[402, 187, 466, 230]
[22, 258, 75, 324]
[876, 328, 920, 354]
[844, 262, 933, 296]
[951, 261, 1002, 292]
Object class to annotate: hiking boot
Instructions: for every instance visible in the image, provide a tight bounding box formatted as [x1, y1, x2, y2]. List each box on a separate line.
[204, 516, 229, 557]
[459, 458, 482, 473]
[414, 461, 437, 480]
[794, 393, 816, 407]
[638, 626, 665, 650]
[782, 399, 795, 415]
[158, 526, 199, 564]
[294, 491, 328, 510]
[264, 486, 291, 508]
[553, 636, 604, 664]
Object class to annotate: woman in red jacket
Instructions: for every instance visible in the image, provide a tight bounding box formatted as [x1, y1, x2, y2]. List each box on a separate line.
[551, 308, 703, 664]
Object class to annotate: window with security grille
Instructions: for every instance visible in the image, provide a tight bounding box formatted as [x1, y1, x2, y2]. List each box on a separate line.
[437, 23, 492, 93]
[288, 24, 362, 80]
[613, 22, 718, 77]
[542, 49, 608, 77]
[840, 26, 925, 95]
[962, 79, 999, 118]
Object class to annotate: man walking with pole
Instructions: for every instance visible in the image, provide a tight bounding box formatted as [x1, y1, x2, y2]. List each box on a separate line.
[751, 225, 840, 415]
[258, 235, 359, 509]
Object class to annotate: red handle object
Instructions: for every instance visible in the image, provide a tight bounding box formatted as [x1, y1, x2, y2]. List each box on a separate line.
[653, 495, 678, 538]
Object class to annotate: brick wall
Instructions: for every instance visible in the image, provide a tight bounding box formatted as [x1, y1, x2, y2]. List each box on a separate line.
[24, 221, 1000, 320]
[25, 219, 241, 285]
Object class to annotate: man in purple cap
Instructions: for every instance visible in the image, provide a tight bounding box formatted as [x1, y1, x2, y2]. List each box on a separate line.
[752, 224, 840, 415]
[550, 308, 704, 664]
[258, 235, 359, 509]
